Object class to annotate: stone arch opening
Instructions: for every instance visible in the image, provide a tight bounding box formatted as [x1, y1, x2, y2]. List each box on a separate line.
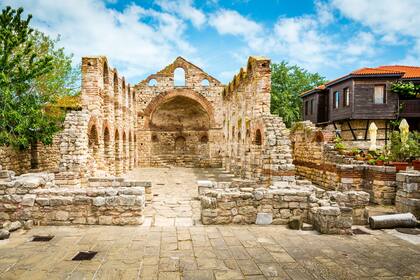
[149, 79, 158, 86]
[113, 72, 118, 94]
[145, 91, 213, 166]
[255, 129, 262, 146]
[201, 79, 210, 86]
[88, 124, 99, 161]
[175, 136, 186, 152]
[174, 67, 185, 86]
[200, 135, 208, 143]
[114, 129, 121, 175]
[103, 126, 111, 166]
[123, 131, 128, 173]
[103, 62, 109, 85]
[129, 131, 133, 169]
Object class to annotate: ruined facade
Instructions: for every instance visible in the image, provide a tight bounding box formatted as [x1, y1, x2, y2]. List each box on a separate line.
[38, 55, 293, 186]
[0, 55, 379, 234]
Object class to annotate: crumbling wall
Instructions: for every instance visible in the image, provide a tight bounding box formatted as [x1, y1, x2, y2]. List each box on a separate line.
[221, 57, 295, 185]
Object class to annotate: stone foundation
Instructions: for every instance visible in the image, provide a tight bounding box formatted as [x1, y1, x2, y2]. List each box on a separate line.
[0, 171, 147, 226]
[199, 179, 369, 234]
[396, 170, 420, 219]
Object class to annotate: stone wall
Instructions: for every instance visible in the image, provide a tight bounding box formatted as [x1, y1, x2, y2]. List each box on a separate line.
[221, 57, 295, 185]
[134, 57, 224, 168]
[291, 121, 397, 205]
[0, 118, 69, 175]
[199, 178, 369, 234]
[396, 170, 420, 218]
[0, 172, 146, 226]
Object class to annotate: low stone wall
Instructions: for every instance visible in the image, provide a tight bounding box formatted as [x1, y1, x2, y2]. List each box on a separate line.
[0, 172, 147, 227]
[199, 179, 370, 234]
[88, 177, 152, 202]
[291, 121, 397, 206]
[396, 170, 420, 219]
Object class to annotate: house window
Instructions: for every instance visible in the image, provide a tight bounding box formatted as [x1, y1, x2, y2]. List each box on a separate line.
[333, 91, 340, 109]
[374, 85, 386, 104]
[310, 99, 314, 114]
[343, 88, 350, 107]
[305, 101, 309, 115]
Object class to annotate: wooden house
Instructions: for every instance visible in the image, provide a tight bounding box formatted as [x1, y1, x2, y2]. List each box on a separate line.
[301, 66, 420, 146]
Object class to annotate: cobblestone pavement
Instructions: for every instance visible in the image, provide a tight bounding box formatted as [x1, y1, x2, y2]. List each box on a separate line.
[0, 168, 419, 280]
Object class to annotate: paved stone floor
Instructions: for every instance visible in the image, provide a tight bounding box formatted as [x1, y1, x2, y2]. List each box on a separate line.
[0, 168, 419, 280]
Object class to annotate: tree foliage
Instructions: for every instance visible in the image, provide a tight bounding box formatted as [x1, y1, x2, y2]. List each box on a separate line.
[391, 81, 420, 99]
[270, 61, 326, 127]
[0, 6, 79, 156]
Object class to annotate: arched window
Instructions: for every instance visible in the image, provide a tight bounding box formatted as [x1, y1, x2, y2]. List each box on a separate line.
[114, 129, 120, 174]
[103, 62, 109, 85]
[152, 134, 159, 142]
[148, 79, 158, 86]
[175, 136, 186, 151]
[201, 79, 210, 86]
[88, 125, 99, 159]
[200, 135, 208, 143]
[104, 126, 110, 163]
[113, 72, 118, 94]
[174, 68, 185, 86]
[255, 129, 262, 146]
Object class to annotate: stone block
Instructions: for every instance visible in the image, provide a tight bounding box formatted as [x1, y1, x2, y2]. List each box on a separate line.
[55, 211, 69, 221]
[98, 216, 113, 225]
[255, 212, 272, 225]
[21, 194, 36, 206]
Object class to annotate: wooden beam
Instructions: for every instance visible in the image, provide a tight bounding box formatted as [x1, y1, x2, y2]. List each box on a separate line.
[346, 120, 357, 140]
[332, 121, 341, 138]
[364, 120, 370, 140]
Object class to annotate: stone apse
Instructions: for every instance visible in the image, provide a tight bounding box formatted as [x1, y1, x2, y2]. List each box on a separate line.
[57, 56, 295, 185]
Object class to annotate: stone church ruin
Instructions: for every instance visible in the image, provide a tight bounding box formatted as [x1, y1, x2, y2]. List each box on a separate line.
[2, 55, 417, 235]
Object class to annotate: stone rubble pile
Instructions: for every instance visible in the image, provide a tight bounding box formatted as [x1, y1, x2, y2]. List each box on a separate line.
[199, 178, 370, 234]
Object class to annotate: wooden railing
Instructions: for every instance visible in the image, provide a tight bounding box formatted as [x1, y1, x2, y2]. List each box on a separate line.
[399, 99, 420, 117]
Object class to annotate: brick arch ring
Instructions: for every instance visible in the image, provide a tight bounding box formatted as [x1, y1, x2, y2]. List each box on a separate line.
[142, 88, 216, 129]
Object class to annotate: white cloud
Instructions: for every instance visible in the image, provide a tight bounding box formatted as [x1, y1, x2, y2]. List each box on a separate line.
[331, 0, 420, 62]
[155, 0, 206, 28]
[209, 9, 262, 38]
[208, 2, 379, 73]
[1, 0, 198, 82]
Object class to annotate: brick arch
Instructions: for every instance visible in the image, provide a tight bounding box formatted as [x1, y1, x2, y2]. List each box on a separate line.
[143, 88, 216, 129]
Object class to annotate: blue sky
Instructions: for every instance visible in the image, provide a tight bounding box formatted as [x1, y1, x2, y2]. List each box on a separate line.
[1, 0, 419, 84]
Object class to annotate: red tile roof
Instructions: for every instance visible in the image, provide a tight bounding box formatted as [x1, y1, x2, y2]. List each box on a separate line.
[300, 65, 420, 97]
[376, 65, 420, 79]
[351, 65, 420, 78]
[299, 84, 326, 96]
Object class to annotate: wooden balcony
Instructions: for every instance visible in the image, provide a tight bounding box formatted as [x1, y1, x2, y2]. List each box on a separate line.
[399, 99, 420, 118]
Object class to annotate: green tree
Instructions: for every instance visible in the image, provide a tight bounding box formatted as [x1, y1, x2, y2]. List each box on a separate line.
[270, 61, 326, 127]
[0, 6, 79, 168]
